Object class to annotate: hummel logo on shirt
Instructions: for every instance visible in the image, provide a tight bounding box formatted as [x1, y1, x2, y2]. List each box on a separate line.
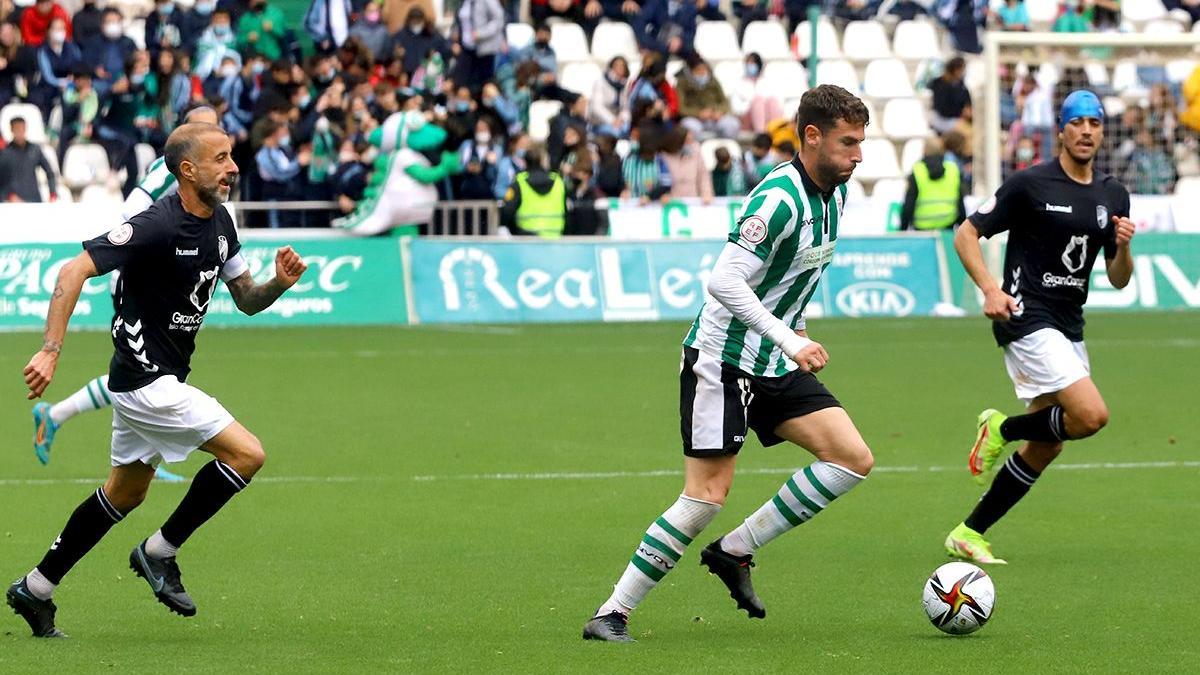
[1044, 203, 1073, 213]
[176, 248, 198, 256]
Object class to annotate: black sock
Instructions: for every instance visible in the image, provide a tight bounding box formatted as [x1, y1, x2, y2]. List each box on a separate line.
[36, 488, 125, 584]
[999, 405, 1068, 443]
[964, 452, 1041, 534]
[159, 460, 250, 549]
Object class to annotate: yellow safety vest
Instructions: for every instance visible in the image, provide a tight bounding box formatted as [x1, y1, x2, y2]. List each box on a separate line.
[912, 159, 961, 231]
[515, 172, 566, 238]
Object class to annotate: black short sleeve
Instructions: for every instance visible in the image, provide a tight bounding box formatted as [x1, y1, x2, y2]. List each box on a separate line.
[970, 172, 1028, 238]
[1104, 185, 1131, 259]
[82, 216, 170, 276]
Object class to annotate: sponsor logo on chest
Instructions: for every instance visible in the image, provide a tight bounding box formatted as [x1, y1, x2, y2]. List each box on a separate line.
[799, 241, 836, 269]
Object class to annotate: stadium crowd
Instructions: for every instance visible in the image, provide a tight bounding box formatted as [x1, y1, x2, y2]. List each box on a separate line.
[0, 0, 1198, 231]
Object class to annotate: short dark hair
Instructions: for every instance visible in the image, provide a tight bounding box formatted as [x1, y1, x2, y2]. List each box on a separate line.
[946, 56, 966, 75]
[9, 116, 25, 129]
[795, 84, 869, 135]
[525, 146, 545, 171]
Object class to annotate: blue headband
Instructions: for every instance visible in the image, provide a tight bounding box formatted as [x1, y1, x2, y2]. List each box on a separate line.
[1059, 90, 1104, 130]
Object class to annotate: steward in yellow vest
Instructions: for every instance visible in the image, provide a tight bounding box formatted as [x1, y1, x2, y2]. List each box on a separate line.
[900, 138, 966, 231]
[500, 148, 568, 238]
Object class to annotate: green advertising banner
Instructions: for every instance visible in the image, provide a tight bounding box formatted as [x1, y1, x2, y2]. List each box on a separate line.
[0, 237, 407, 330]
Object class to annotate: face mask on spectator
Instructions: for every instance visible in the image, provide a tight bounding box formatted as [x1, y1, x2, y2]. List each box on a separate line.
[220, 63, 237, 78]
[475, 131, 491, 145]
[482, 95, 496, 107]
[362, 147, 379, 163]
[214, 24, 232, 39]
[745, 63, 760, 78]
[251, 61, 266, 74]
[454, 101, 470, 113]
[534, 38, 550, 49]
[365, 9, 381, 22]
[409, 22, 425, 33]
[515, 148, 527, 159]
[1016, 147, 1034, 162]
[48, 29, 67, 45]
[315, 116, 330, 133]
[693, 73, 710, 87]
[298, 93, 312, 108]
[195, 1, 214, 15]
[130, 72, 146, 86]
[317, 68, 335, 83]
[279, 135, 291, 148]
[158, 2, 174, 16]
[103, 22, 122, 39]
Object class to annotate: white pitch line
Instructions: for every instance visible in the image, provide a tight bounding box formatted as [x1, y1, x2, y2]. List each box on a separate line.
[1, 461, 1196, 488]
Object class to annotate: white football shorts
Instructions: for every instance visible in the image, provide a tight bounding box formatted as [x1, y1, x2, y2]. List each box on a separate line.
[109, 375, 234, 467]
[1002, 328, 1091, 407]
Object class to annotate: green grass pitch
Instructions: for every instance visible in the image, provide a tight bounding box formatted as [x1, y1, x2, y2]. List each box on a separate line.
[1, 313, 1197, 672]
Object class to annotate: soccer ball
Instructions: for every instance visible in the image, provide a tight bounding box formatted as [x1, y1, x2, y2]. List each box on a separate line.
[922, 561, 995, 635]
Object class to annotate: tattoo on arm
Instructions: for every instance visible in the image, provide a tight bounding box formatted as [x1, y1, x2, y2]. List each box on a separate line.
[226, 271, 287, 316]
[52, 283, 64, 299]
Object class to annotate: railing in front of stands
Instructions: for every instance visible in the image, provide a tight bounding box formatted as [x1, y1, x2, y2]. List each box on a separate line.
[230, 200, 500, 236]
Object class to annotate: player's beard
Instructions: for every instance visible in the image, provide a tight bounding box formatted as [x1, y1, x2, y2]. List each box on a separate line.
[816, 156, 853, 188]
[199, 177, 234, 207]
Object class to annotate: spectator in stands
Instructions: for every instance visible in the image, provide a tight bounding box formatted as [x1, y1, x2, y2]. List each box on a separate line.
[81, 9, 138, 94]
[661, 125, 712, 203]
[592, 133, 625, 198]
[1147, 83, 1179, 149]
[710, 145, 746, 197]
[622, 121, 671, 202]
[730, 52, 783, 135]
[238, 0, 288, 62]
[0, 23, 36, 109]
[20, 0, 71, 48]
[0, 116, 57, 202]
[382, 0, 437, 35]
[900, 135, 965, 231]
[494, 130, 530, 199]
[929, 56, 972, 135]
[1013, 66, 1054, 161]
[1052, 0, 1091, 32]
[145, 0, 185, 61]
[393, 7, 450, 77]
[501, 146, 568, 238]
[627, 54, 678, 121]
[585, 0, 643, 29]
[349, 2, 391, 61]
[937, 0, 987, 54]
[151, 48, 193, 129]
[257, 119, 310, 227]
[558, 121, 593, 198]
[1010, 135, 1037, 173]
[194, 8, 240, 80]
[181, 1, 214, 52]
[547, 94, 588, 168]
[943, 127, 972, 192]
[833, 0, 880, 21]
[32, 16, 81, 117]
[531, 0, 586, 30]
[456, 117, 502, 200]
[477, 81, 517, 135]
[1125, 129, 1176, 195]
[95, 51, 161, 193]
[332, 138, 369, 215]
[676, 56, 740, 140]
[217, 55, 253, 140]
[1084, 0, 1120, 30]
[451, 0, 506, 86]
[1165, 0, 1200, 25]
[742, 132, 774, 183]
[993, 0, 1030, 30]
[72, 0, 103, 45]
[590, 56, 630, 137]
[255, 59, 296, 117]
[518, 22, 575, 103]
[59, 68, 99, 164]
[634, 0, 696, 58]
[446, 82, 479, 133]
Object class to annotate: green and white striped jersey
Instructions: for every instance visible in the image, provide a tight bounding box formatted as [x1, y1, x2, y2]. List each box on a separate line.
[138, 156, 178, 201]
[683, 157, 847, 377]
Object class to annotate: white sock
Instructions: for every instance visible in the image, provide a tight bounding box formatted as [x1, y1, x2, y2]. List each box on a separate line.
[721, 461, 865, 557]
[597, 494, 721, 616]
[49, 376, 111, 426]
[25, 568, 56, 600]
[144, 529, 179, 560]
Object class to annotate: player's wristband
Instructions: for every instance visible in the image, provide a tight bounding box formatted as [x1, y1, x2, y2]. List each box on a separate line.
[777, 331, 812, 360]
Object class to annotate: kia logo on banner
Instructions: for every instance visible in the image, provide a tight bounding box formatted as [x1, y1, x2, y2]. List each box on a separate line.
[835, 281, 917, 317]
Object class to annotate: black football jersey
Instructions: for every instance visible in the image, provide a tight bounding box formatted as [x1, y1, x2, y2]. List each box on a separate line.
[83, 194, 241, 392]
[969, 159, 1129, 346]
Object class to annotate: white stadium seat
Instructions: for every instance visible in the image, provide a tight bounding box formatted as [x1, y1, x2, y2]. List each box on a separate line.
[527, 100, 561, 143]
[900, 137, 925, 173]
[1167, 60, 1198, 83]
[1111, 62, 1141, 93]
[1122, 0, 1168, 24]
[1102, 96, 1126, 117]
[0, 102, 47, 144]
[560, 62, 603, 97]
[964, 57, 987, 93]
[666, 58, 685, 85]
[1144, 18, 1185, 35]
[882, 98, 931, 140]
[124, 18, 146, 51]
[863, 59, 914, 100]
[506, 23, 534, 51]
[760, 60, 807, 95]
[842, 21, 892, 63]
[862, 98, 884, 137]
[695, 21, 742, 63]
[1035, 62, 1060, 90]
[80, 184, 122, 205]
[62, 144, 111, 189]
[793, 19, 842, 60]
[615, 138, 631, 160]
[855, 139, 902, 182]
[1174, 175, 1200, 196]
[1084, 62, 1110, 87]
[591, 22, 639, 64]
[134, 143, 157, 180]
[700, 138, 741, 171]
[815, 59, 860, 92]
[892, 20, 941, 62]
[741, 20, 790, 62]
[844, 177, 866, 204]
[870, 177, 908, 204]
[713, 60, 745, 96]
[550, 23, 590, 64]
[1025, 0, 1059, 26]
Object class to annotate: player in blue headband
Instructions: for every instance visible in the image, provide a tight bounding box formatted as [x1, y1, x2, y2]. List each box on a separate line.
[940, 87, 1136, 565]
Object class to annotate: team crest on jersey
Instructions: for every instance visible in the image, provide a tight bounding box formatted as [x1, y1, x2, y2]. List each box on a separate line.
[1096, 205, 1108, 229]
[1061, 235, 1089, 273]
[107, 223, 133, 245]
[740, 216, 768, 244]
[218, 235, 228, 263]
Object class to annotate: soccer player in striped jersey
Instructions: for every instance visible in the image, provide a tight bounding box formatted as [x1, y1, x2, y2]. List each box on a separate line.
[583, 86, 875, 642]
[30, 106, 221, 483]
